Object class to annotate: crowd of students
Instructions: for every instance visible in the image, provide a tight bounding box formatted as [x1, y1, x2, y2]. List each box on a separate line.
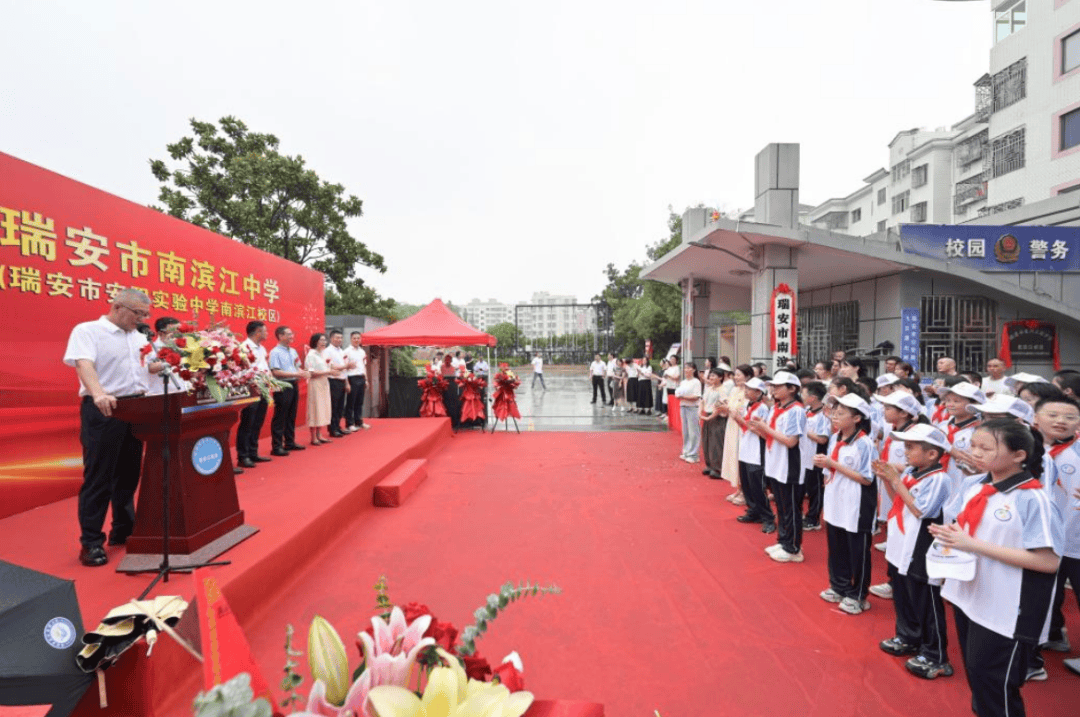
[671, 353, 1079, 717]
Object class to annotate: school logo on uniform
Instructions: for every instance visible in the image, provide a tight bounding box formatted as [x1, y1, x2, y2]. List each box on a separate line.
[993, 507, 1013, 522]
[843, 456, 855, 467]
[1061, 463, 1076, 475]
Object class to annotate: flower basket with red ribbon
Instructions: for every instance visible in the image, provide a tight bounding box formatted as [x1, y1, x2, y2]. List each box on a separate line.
[456, 370, 488, 423]
[417, 367, 449, 418]
[492, 364, 521, 421]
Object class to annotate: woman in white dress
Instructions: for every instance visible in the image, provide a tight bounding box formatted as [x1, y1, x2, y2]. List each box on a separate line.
[304, 333, 333, 445]
[720, 364, 753, 504]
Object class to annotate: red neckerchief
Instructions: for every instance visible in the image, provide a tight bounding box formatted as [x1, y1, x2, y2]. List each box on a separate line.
[880, 419, 915, 461]
[1049, 436, 1077, 459]
[932, 402, 949, 424]
[825, 430, 864, 485]
[744, 400, 762, 424]
[941, 417, 978, 471]
[888, 464, 944, 534]
[766, 400, 802, 449]
[956, 473, 1041, 536]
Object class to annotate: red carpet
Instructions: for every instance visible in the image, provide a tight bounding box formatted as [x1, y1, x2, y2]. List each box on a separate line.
[3, 427, 1076, 716]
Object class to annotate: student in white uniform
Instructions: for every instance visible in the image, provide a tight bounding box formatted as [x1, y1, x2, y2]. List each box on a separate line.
[929, 419, 1063, 716]
[752, 371, 808, 562]
[873, 424, 954, 679]
[1028, 396, 1080, 678]
[800, 381, 831, 532]
[733, 377, 774, 533]
[938, 381, 986, 496]
[814, 393, 877, 615]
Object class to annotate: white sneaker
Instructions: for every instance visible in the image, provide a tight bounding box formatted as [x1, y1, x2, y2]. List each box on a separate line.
[347, 425, 359, 432]
[869, 582, 894, 600]
[838, 597, 865, 615]
[770, 549, 804, 563]
[765, 543, 785, 555]
[683, 455, 698, 463]
[874, 541, 887, 552]
[819, 588, 843, 603]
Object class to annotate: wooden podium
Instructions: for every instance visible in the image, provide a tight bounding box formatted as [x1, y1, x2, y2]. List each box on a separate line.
[113, 391, 260, 573]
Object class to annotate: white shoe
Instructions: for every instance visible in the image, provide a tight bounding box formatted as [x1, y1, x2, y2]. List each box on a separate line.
[765, 543, 785, 555]
[770, 549, 804, 563]
[819, 588, 843, 603]
[869, 582, 894, 600]
[347, 425, 359, 432]
[874, 541, 887, 552]
[839, 597, 865, 615]
[683, 455, 697, 464]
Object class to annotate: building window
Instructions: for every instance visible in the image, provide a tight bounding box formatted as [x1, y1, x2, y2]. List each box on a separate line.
[1064, 29, 1080, 76]
[956, 129, 988, 170]
[954, 172, 987, 216]
[877, 220, 887, 233]
[995, 1, 1026, 44]
[890, 160, 911, 184]
[991, 58, 1026, 113]
[911, 202, 928, 223]
[892, 190, 910, 215]
[851, 208, 862, 223]
[877, 188, 887, 205]
[1061, 107, 1080, 151]
[989, 127, 1025, 178]
[912, 164, 928, 188]
[797, 301, 859, 370]
[920, 296, 996, 374]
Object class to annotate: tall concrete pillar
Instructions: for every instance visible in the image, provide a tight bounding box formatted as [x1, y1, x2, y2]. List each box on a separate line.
[751, 144, 800, 372]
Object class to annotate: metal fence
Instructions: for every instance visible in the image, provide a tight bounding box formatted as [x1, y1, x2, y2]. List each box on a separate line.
[797, 301, 860, 368]
[513, 302, 616, 364]
[919, 295, 997, 374]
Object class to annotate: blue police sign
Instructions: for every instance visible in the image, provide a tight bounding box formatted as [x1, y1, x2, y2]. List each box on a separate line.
[899, 224, 1080, 272]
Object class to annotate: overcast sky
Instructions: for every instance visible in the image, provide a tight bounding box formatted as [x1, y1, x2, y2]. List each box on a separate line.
[1, 1, 992, 307]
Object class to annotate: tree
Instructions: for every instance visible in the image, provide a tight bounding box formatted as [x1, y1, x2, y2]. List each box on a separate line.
[150, 116, 387, 314]
[487, 322, 521, 358]
[595, 210, 683, 353]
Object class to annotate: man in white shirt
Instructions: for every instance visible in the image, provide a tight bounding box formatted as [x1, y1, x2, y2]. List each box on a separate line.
[323, 330, 351, 437]
[343, 331, 370, 431]
[605, 352, 618, 406]
[531, 353, 546, 390]
[236, 321, 272, 468]
[473, 357, 490, 377]
[146, 316, 185, 396]
[63, 289, 165, 567]
[451, 351, 464, 370]
[589, 354, 608, 404]
[982, 358, 1013, 398]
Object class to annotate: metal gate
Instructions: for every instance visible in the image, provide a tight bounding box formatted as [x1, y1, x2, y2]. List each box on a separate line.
[513, 303, 615, 364]
[919, 296, 996, 374]
[797, 301, 859, 368]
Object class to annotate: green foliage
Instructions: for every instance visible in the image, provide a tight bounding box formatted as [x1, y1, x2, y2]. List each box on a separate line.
[487, 322, 521, 357]
[457, 580, 562, 657]
[193, 673, 272, 717]
[279, 625, 304, 710]
[150, 116, 387, 313]
[325, 281, 397, 321]
[595, 210, 683, 354]
[390, 347, 419, 377]
[373, 574, 393, 619]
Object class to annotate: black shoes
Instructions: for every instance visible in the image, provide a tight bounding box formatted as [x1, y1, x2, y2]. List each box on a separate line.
[284, 444, 306, 451]
[736, 514, 763, 524]
[239, 457, 257, 469]
[234, 466, 244, 475]
[106, 532, 128, 546]
[271, 447, 290, 457]
[761, 522, 777, 534]
[252, 456, 272, 463]
[329, 430, 347, 438]
[79, 545, 108, 567]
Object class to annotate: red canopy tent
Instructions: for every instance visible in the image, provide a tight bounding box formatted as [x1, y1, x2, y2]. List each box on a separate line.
[361, 298, 497, 347]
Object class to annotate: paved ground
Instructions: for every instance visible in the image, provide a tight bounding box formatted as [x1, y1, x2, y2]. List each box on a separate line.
[495, 365, 669, 432]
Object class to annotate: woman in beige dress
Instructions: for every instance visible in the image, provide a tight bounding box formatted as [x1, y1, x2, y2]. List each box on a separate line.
[305, 333, 333, 444]
[720, 364, 752, 504]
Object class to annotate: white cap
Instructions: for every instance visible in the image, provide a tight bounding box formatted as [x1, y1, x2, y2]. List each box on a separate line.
[826, 393, 872, 418]
[745, 377, 767, 393]
[876, 373, 900, 389]
[890, 423, 951, 451]
[766, 370, 801, 388]
[716, 362, 733, 372]
[876, 392, 924, 418]
[968, 394, 1035, 424]
[925, 542, 976, 581]
[938, 382, 986, 405]
[1004, 372, 1049, 391]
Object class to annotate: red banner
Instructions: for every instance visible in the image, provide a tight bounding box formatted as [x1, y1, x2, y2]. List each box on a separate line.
[0, 152, 325, 519]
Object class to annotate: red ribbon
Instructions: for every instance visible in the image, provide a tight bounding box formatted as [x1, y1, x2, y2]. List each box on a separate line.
[825, 430, 864, 485]
[766, 401, 802, 449]
[1050, 437, 1077, 459]
[956, 478, 1041, 536]
[888, 473, 922, 535]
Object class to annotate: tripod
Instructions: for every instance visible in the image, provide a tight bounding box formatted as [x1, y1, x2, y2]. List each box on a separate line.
[135, 369, 230, 600]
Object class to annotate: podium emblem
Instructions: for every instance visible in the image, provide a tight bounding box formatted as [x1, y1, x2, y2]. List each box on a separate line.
[192, 436, 224, 476]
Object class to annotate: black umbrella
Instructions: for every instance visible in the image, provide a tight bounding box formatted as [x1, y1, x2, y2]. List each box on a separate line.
[0, 560, 93, 717]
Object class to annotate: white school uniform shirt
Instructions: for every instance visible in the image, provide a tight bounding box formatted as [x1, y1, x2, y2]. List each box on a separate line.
[590, 360, 606, 377]
[884, 466, 951, 579]
[763, 402, 807, 483]
[63, 316, 150, 397]
[940, 472, 1063, 644]
[1049, 439, 1080, 560]
[943, 417, 980, 496]
[822, 431, 876, 533]
[800, 406, 831, 472]
[869, 401, 886, 447]
[343, 345, 367, 377]
[738, 400, 769, 466]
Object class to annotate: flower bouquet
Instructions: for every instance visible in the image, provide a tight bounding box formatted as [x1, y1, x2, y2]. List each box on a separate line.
[154, 321, 288, 403]
[491, 364, 521, 422]
[274, 578, 560, 717]
[417, 367, 449, 418]
[455, 371, 487, 424]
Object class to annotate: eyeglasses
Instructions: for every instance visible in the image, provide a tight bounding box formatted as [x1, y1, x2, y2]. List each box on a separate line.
[118, 304, 151, 319]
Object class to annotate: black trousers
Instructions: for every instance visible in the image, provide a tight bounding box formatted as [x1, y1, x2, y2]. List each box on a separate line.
[954, 606, 1031, 717]
[591, 375, 607, 403]
[78, 397, 143, 548]
[739, 461, 774, 523]
[346, 375, 367, 426]
[826, 523, 872, 601]
[271, 381, 299, 448]
[1031, 554, 1080, 671]
[236, 397, 268, 459]
[770, 474, 804, 554]
[803, 466, 824, 525]
[328, 378, 347, 431]
[890, 566, 949, 663]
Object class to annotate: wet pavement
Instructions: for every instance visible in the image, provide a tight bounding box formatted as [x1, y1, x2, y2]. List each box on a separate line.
[489, 367, 670, 432]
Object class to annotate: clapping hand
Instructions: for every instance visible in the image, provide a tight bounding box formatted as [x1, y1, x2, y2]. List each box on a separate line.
[928, 522, 975, 551]
[871, 459, 901, 484]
